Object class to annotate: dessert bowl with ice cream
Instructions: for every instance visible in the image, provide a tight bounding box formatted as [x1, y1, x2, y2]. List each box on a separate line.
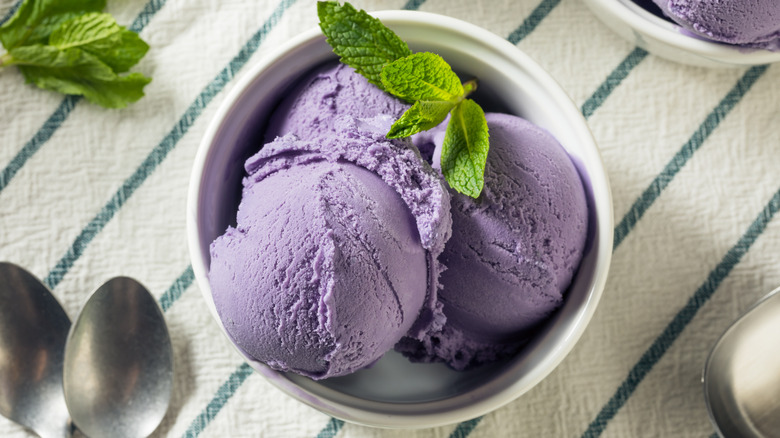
[188, 6, 613, 429]
[582, 0, 780, 67]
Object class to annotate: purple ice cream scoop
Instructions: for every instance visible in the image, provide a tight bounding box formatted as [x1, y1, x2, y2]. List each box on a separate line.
[400, 113, 588, 370]
[209, 116, 450, 380]
[651, 0, 780, 49]
[265, 62, 410, 141]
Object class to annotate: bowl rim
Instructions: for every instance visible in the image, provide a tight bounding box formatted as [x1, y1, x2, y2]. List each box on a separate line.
[187, 9, 614, 428]
[584, 0, 780, 66]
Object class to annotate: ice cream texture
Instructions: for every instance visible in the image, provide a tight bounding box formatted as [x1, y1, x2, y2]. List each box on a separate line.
[209, 63, 450, 379]
[266, 63, 410, 141]
[210, 60, 589, 377]
[650, 0, 780, 49]
[401, 113, 589, 370]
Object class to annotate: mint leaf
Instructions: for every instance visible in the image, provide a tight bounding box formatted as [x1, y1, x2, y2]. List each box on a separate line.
[441, 99, 489, 198]
[50, 12, 149, 72]
[318, 1, 411, 89]
[0, 1, 152, 108]
[381, 53, 465, 138]
[381, 53, 463, 103]
[0, 0, 105, 49]
[8, 45, 151, 108]
[319, 2, 491, 198]
[387, 100, 454, 138]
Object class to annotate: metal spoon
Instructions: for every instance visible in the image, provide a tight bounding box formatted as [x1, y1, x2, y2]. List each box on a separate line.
[703, 286, 780, 438]
[0, 262, 72, 438]
[63, 277, 173, 438]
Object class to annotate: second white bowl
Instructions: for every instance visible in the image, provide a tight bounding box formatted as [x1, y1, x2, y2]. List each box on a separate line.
[582, 0, 780, 67]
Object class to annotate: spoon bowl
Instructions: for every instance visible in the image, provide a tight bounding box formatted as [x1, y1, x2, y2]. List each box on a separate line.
[703, 286, 780, 438]
[63, 277, 173, 438]
[0, 262, 71, 438]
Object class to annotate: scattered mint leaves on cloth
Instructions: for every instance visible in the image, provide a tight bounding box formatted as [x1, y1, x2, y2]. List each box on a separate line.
[0, 0, 151, 108]
[318, 1, 490, 198]
[0, 0, 105, 49]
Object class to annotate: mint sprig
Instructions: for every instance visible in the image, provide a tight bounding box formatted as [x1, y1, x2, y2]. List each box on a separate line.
[317, 1, 411, 89]
[0, 0, 105, 49]
[0, 0, 151, 108]
[381, 53, 464, 139]
[318, 1, 490, 198]
[386, 99, 455, 139]
[380, 53, 463, 102]
[50, 12, 149, 73]
[442, 99, 489, 198]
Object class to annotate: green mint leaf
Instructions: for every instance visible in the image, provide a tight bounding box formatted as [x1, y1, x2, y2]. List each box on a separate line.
[0, 0, 106, 49]
[387, 100, 455, 138]
[318, 1, 411, 89]
[382, 53, 465, 138]
[441, 99, 489, 198]
[8, 45, 151, 108]
[50, 12, 149, 72]
[381, 53, 463, 103]
[318, 1, 491, 196]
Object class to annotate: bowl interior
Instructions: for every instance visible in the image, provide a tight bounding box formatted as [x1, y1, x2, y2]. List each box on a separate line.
[189, 11, 612, 428]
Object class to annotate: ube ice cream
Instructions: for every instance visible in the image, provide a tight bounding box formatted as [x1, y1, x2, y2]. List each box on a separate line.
[209, 114, 450, 380]
[649, 0, 780, 49]
[401, 113, 588, 370]
[266, 62, 409, 141]
[210, 59, 589, 377]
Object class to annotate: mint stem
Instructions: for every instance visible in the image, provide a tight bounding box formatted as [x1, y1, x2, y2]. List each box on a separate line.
[0, 52, 11, 68]
[462, 79, 478, 98]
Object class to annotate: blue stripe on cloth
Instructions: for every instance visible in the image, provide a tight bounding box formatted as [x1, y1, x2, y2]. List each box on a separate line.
[442, 1, 577, 435]
[581, 47, 648, 119]
[159, 265, 194, 312]
[0, 0, 22, 25]
[0, 96, 81, 194]
[182, 363, 255, 438]
[311, 0, 445, 433]
[41, 0, 296, 291]
[450, 418, 483, 438]
[129, 0, 167, 32]
[315, 418, 345, 438]
[402, 0, 426, 10]
[582, 185, 780, 437]
[0, 0, 160, 39]
[448, 39, 646, 438]
[177, 0, 439, 434]
[507, 0, 561, 44]
[0, 0, 158, 28]
[0, 0, 170, 197]
[453, 64, 767, 438]
[613, 65, 768, 249]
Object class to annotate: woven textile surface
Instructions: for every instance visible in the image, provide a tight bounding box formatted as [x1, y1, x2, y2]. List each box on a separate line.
[2, 0, 780, 437]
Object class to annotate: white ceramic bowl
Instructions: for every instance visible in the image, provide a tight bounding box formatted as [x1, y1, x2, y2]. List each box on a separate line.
[188, 10, 613, 429]
[582, 0, 780, 67]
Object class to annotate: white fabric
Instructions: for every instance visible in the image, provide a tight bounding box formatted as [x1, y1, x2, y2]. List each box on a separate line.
[2, 0, 779, 436]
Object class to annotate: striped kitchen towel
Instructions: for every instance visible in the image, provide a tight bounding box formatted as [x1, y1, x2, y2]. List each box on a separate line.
[2, 0, 779, 437]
